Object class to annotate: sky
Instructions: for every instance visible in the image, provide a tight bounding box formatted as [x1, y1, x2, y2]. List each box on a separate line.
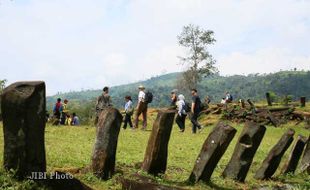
[0, 0, 309, 95]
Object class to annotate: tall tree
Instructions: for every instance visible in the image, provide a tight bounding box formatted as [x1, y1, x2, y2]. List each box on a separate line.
[0, 79, 6, 92]
[177, 24, 217, 90]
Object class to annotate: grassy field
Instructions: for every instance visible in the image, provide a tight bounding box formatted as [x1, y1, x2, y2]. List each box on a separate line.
[0, 108, 310, 190]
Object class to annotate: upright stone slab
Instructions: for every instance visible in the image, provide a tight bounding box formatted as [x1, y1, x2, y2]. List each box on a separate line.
[189, 122, 237, 183]
[300, 136, 310, 174]
[254, 129, 295, 180]
[266, 92, 272, 106]
[1, 81, 46, 178]
[91, 107, 123, 179]
[141, 110, 175, 175]
[223, 122, 266, 182]
[282, 135, 308, 174]
[300, 97, 306, 107]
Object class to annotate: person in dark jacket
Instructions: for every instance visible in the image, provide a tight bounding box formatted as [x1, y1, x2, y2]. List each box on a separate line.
[190, 89, 202, 133]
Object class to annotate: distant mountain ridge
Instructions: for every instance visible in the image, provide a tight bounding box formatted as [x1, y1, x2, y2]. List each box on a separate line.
[47, 70, 310, 109]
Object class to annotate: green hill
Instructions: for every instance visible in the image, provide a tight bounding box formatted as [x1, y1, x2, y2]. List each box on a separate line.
[47, 70, 310, 123]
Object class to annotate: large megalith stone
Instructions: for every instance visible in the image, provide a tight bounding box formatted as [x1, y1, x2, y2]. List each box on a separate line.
[300, 135, 310, 174]
[223, 122, 266, 182]
[91, 107, 123, 179]
[189, 122, 237, 183]
[282, 135, 308, 174]
[1, 81, 46, 178]
[141, 110, 176, 175]
[254, 129, 295, 180]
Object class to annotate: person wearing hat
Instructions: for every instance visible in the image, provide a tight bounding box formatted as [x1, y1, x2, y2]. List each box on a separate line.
[95, 86, 112, 125]
[134, 85, 147, 130]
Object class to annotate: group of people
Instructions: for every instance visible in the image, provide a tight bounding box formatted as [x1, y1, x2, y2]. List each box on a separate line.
[221, 92, 233, 104]
[55, 85, 232, 132]
[170, 89, 205, 133]
[95, 85, 150, 130]
[52, 98, 80, 126]
[95, 85, 214, 134]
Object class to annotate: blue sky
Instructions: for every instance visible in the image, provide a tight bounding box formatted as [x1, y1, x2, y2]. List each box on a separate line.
[0, 0, 309, 95]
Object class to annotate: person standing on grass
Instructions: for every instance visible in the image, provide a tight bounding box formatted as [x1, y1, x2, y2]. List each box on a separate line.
[134, 85, 148, 130]
[60, 99, 69, 125]
[53, 98, 63, 125]
[175, 94, 187, 132]
[123, 96, 134, 129]
[190, 89, 202, 133]
[95, 86, 112, 125]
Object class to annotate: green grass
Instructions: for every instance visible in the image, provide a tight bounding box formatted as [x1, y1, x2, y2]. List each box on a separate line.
[0, 111, 310, 190]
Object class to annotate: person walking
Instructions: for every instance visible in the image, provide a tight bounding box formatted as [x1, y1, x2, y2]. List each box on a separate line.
[190, 89, 202, 133]
[175, 94, 187, 132]
[123, 96, 134, 129]
[95, 86, 112, 124]
[134, 85, 148, 130]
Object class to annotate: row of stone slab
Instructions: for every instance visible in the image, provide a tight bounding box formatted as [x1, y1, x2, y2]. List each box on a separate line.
[1, 81, 309, 186]
[92, 106, 310, 183]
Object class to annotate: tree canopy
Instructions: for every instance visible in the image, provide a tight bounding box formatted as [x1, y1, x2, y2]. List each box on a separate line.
[177, 24, 217, 90]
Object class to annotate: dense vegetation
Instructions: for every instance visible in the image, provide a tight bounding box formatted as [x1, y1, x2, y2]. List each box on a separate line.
[47, 70, 310, 124]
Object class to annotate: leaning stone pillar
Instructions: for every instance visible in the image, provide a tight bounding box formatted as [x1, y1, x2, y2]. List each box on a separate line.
[223, 122, 266, 182]
[282, 135, 308, 174]
[141, 110, 175, 175]
[189, 122, 237, 183]
[254, 129, 295, 180]
[300, 135, 310, 174]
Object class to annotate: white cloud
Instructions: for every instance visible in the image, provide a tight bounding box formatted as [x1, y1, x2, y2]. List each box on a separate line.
[0, 0, 309, 95]
[217, 47, 310, 75]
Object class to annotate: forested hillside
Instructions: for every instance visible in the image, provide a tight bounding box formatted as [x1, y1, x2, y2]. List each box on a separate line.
[47, 70, 310, 123]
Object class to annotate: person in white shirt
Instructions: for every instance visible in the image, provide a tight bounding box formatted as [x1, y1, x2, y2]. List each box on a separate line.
[123, 96, 133, 129]
[134, 85, 148, 130]
[175, 94, 187, 132]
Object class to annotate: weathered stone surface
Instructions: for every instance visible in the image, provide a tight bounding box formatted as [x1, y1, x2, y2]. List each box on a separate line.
[300, 97, 306, 107]
[120, 177, 187, 190]
[91, 107, 123, 179]
[300, 135, 310, 174]
[282, 135, 308, 174]
[223, 122, 266, 182]
[1, 81, 46, 178]
[266, 92, 272, 106]
[141, 110, 176, 175]
[189, 122, 237, 183]
[254, 129, 295, 180]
